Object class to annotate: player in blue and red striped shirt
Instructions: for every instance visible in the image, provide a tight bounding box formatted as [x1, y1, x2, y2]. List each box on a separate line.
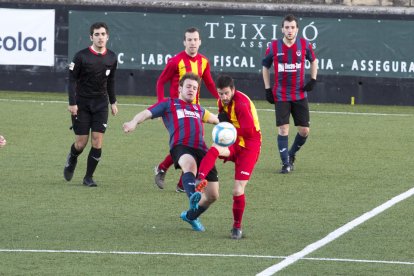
[262, 14, 318, 174]
[155, 27, 219, 193]
[123, 73, 219, 232]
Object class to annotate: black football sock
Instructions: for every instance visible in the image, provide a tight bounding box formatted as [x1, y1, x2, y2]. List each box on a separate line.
[85, 147, 101, 178]
[69, 143, 83, 162]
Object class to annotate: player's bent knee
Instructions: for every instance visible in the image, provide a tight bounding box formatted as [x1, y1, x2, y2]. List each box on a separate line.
[299, 127, 310, 137]
[278, 125, 289, 136]
[75, 138, 88, 150]
[205, 184, 220, 202]
[206, 193, 219, 203]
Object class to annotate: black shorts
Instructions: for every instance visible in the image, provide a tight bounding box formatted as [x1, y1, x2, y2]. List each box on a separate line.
[275, 98, 310, 127]
[170, 145, 219, 182]
[71, 96, 109, 135]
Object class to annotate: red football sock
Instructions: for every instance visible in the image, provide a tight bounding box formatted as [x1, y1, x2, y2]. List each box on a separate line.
[198, 147, 219, 180]
[232, 194, 245, 229]
[158, 154, 173, 171]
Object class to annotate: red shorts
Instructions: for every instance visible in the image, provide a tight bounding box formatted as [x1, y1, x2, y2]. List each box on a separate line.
[219, 143, 261, 181]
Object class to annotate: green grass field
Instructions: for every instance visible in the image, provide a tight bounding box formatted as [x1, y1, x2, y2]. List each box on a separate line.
[0, 91, 413, 275]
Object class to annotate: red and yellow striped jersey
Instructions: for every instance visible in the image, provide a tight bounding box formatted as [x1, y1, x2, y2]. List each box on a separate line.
[218, 90, 261, 148]
[156, 51, 218, 104]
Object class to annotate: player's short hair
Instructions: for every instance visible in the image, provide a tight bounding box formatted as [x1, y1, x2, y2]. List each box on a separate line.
[216, 74, 235, 90]
[184, 27, 200, 40]
[179, 73, 201, 87]
[282, 14, 299, 28]
[90, 22, 109, 35]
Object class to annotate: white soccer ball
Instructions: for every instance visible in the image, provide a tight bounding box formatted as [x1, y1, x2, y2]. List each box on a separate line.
[212, 122, 237, 147]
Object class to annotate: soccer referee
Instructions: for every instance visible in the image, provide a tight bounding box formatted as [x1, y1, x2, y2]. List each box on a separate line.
[63, 22, 118, 187]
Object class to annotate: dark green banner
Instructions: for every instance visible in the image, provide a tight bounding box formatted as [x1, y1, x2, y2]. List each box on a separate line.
[69, 11, 414, 78]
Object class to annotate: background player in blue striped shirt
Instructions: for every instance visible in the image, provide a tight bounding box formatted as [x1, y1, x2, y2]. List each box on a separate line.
[262, 14, 318, 174]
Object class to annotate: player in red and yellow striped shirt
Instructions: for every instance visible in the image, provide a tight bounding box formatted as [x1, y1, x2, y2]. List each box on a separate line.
[185, 75, 261, 239]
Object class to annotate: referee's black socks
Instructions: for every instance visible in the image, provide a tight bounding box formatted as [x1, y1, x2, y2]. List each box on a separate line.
[85, 147, 101, 178]
[70, 143, 83, 161]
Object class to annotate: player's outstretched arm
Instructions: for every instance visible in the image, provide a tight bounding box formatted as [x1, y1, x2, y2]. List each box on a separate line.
[123, 109, 152, 133]
[205, 111, 219, 125]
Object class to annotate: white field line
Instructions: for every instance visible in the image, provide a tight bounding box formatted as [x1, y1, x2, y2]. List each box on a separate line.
[256, 186, 414, 276]
[0, 98, 412, 117]
[0, 249, 413, 266]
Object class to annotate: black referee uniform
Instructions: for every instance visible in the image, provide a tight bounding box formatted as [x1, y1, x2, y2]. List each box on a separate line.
[68, 47, 117, 134]
[64, 46, 117, 187]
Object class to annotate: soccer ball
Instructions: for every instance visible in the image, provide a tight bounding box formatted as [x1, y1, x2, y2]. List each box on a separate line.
[212, 122, 237, 147]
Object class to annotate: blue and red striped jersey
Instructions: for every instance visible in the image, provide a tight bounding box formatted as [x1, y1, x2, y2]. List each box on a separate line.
[262, 37, 316, 102]
[148, 98, 208, 151]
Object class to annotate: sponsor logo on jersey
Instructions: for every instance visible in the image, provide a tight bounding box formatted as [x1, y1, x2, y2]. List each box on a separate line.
[278, 63, 302, 73]
[105, 69, 110, 76]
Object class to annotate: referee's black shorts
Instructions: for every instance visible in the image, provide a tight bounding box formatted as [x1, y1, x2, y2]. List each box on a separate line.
[170, 145, 219, 182]
[71, 96, 109, 135]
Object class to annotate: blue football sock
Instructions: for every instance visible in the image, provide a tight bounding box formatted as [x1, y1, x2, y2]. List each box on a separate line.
[182, 172, 196, 198]
[277, 135, 289, 165]
[289, 133, 308, 157]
